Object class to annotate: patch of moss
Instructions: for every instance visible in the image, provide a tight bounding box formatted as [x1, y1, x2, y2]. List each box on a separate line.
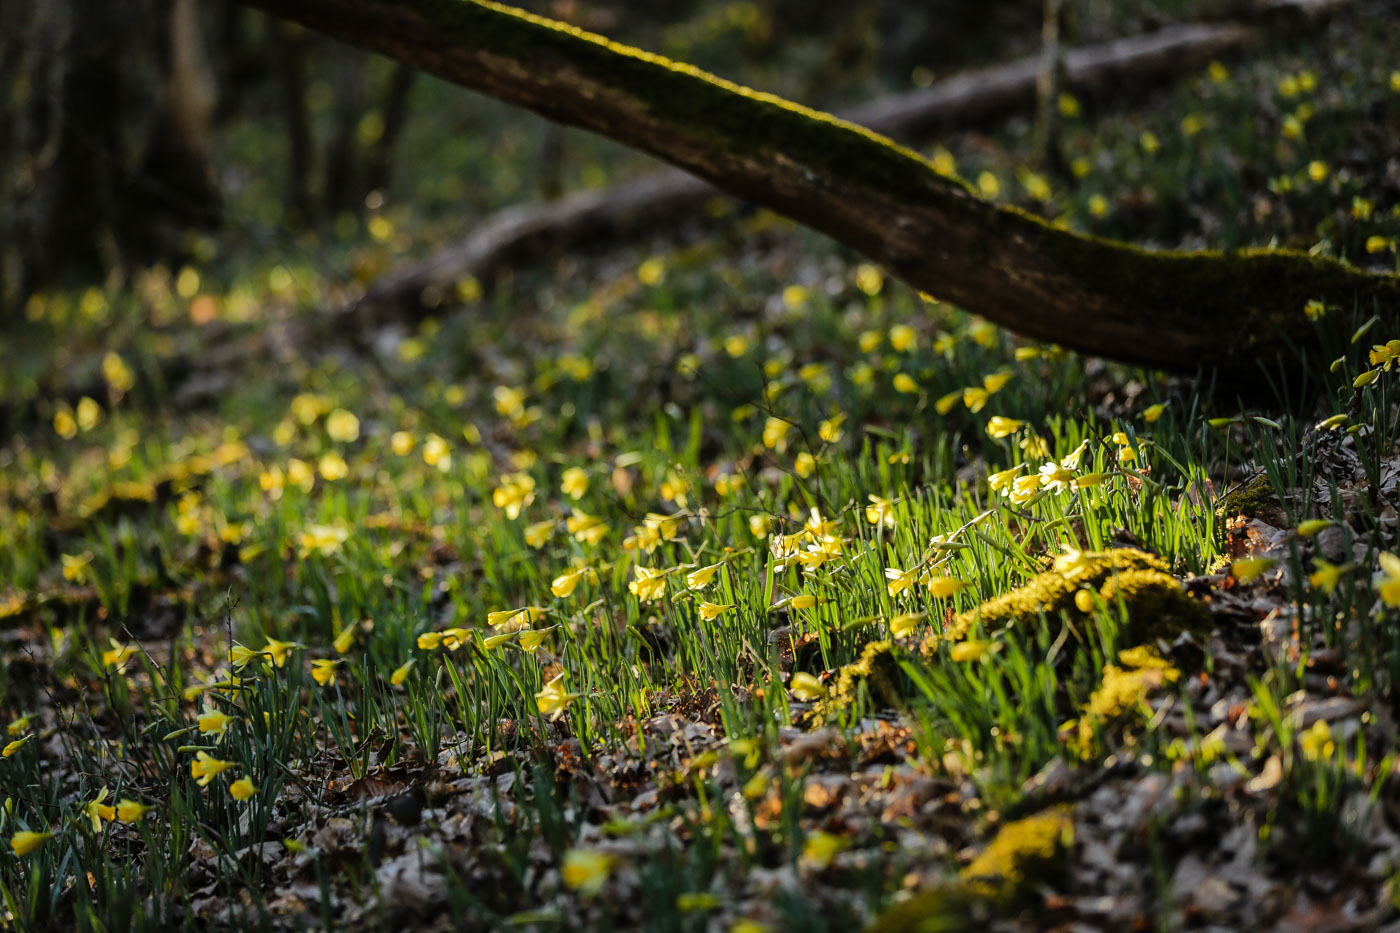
[867, 807, 1075, 932]
[1217, 473, 1277, 520]
[959, 806, 1075, 906]
[933, 548, 1205, 647]
[1067, 646, 1181, 758]
[809, 640, 903, 721]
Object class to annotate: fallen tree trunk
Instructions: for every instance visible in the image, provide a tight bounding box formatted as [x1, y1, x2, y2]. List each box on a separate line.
[350, 20, 1257, 324]
[238, 0, 1398, 370]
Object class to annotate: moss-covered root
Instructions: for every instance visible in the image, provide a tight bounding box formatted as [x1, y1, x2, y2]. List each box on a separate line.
[809, 640, 904, 722]
[933, 547, 1208, 646]
[867, 807, 1076, 933]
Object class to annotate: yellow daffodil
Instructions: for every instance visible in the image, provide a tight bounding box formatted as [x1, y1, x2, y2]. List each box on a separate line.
[1008, 473, 1043, 504]
[818, 413, 846, 443]
[318, 451, 349, 482]
[10, 831, 53, 856]
[787, 594, 818, 610]
[482, 631, 516, 651]
[517, 626, 557, 653]
[488, 606, 546, 630]
[191, 751, 234, 787]
[629, 566, 668, 602]
[416, 632, 445, 651]
[536, 674, 581, 722]
[697, 602, 734, 621]
[229, 777, 256, 801]
[748, 514, 771, 539]
[551, 565, 598, 599]
[789, 672, 826, 701]
[685, 562, 724, 590]
[934, 389, 962, 415]
[228, 643, 260, 671]
[116, 799, 154, 822]
[83, 787, 115, 832]
[310, 658, 341, 686]
[8, 715, 32, 737]
[198, 704, 236, 736]
[263, 636, 300, 668]
[1296, 519, 1334, 537]
[390, 430, 416, 455]
[333, 626, 356, 654]
[3, 735, 30, 758]
[884, 566, 919, 597]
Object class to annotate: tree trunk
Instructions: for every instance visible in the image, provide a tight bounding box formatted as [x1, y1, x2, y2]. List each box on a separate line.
[234, 0, 1398, 372]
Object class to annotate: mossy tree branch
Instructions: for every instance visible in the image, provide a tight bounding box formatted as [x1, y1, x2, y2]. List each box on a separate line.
[236, 0, 1399, 371]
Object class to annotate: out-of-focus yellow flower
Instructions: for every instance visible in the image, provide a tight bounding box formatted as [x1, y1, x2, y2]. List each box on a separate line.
[977, 171, 1000, 199]
[311, 658, 341, 686]
[116, 800, 154, 822]
[888, 612, 925, 638]
[794, 452, 816, 477]
[749, 514, 771, 539]
[1299, 719, 1334, 761]
[264, 637, 300, 668]
[562, 848, 613, 895]
[525, 519, 555, 548]
[8, 716, 32, 737]
[987, 465, 1023, 493]
[950, 640, 999, 662]
[801, 831, 847, 869]
[325, 409, 359, 442]
[102, 638, 136, 671]
[561, 467, 589, 500]
[1296, 519, 1333, 538]
[390, 659, 415, 686]
[893, 373, 919, 394]
[1231, 557, 1276, 584]
[333, 626, 356, 654]
[885, 566, 919, 597]
[924, 576, 968, 598]
[1143, 403, 1167, 423]
[62, 551, 93, 583]
[986, 416, 1025, 439]
[762, 417, 791, 450]
[934, 390, 962, 415]
[229, 777, 256, 801]
[492, 473, 536, 519]
[818, 413, 845, 444]
[191, 751, 234, 787]
[422, 433, 451, 470]
[1308, 559, 1348, 595]
[517, 626, 557, 653]
[390, 430, 415, 455]
[566, 509, 610, 546]
[1379, 553, 1400, 607]
[865, 495, 896, 528]
[889, 325, 916, 352]
[3, 736, 29, 758]
[789, 672, 826, 701]
[10, 831, 54, 856]
[76, 397, 102, 432]
[629, 565, 668, 602]
[962, 387, 990, 413]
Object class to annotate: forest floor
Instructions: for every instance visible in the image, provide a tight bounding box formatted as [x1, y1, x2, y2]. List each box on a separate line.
[3, 4, 1400, 932]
